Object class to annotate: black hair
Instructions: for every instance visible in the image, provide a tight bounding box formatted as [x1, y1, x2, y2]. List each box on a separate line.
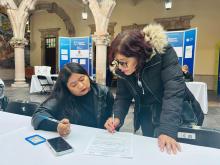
[45, 62, 92, 122]
[109, 29, 153, 72]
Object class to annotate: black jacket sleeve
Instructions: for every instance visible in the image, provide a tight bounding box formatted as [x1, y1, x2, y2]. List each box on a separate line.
[113, 78, 133, 127]
[184, 72, 193, 82]
[31, 98, 59, 131]
[106, 88, 114, 116]
[155, 46, 185, 139]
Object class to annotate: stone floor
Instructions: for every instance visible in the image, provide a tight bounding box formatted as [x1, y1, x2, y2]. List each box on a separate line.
[3, 83, 220, 134]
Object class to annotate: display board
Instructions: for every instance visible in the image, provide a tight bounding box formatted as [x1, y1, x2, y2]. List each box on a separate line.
[59, 36, 93, 77]
[166, 28, 197, 75]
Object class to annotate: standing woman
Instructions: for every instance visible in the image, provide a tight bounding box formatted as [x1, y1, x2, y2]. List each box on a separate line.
[105, 24, 186, 154]
[32, 62, 114, 137]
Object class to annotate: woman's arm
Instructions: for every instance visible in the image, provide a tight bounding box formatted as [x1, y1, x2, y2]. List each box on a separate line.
[156, 46, 185, 154]
[156, 46, 185, 139]
[113, 78, 133, 127]
[31, 98, 59, 131]
[106, 88, 114, 116]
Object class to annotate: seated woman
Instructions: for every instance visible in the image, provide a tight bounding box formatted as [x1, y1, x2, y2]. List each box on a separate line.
[182, 65, 193, 82]
[0, 79, 9, 111]
[32, 63, 114, 137]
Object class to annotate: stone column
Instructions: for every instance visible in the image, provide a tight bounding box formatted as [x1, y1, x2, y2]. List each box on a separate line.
[0, 0, 37, 87]
[93, 34, 110, 85]
[10, 38, 28, 87]
[86, 0, 116, 85]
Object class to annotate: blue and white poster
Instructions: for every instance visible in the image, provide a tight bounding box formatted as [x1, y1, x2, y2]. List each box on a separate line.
[166, 31, 184, 65]
[166, 28, 197, 75]
[59, 36, 93, 77]
[183, 28, 197, 75]
[59, 37, 70, 70]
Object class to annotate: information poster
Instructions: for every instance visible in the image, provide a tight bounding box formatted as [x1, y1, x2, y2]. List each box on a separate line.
[166, 28, 197, 75]
[59, 36, 93, 77]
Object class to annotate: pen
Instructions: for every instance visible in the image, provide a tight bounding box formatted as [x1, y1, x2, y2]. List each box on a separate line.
[38, 115, 60, 124]
[112, 113, 115, 125]
[112, 113, 115, 133]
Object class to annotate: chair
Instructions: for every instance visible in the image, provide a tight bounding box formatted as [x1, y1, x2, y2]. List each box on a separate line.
[177, 125, 220, 149]
[5, 100, 40, 117]
[37, 75, 53, 93]
[50, 75, 58, 85]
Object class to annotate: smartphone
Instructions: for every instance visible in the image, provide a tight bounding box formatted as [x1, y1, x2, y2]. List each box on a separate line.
[46, 137, 73, 156]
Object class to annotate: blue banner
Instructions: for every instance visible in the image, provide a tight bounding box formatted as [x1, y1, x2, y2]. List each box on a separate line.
[166, 31, 184, 65]
[59, 37, 70, 70]
[183, 28, 197, 75]
[71, 37, 89, 50]
[59, 36, 93, 77]
[166, 28, 197, 75]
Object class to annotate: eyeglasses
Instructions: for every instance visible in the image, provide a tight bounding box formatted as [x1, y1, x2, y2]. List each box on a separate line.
[114, 59, 128, 68]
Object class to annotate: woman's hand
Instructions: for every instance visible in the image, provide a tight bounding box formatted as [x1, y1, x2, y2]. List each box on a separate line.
[104, 117, 120, 133]
[57, 118, 71, 137]
[158, 134, 181, 154]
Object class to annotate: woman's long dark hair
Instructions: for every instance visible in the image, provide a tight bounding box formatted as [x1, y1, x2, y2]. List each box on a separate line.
[46, 62, 92, 122]
[109, 29, 153, 72]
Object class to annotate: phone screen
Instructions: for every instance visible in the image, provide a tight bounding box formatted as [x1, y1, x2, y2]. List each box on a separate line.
[47, 137, 73, 154]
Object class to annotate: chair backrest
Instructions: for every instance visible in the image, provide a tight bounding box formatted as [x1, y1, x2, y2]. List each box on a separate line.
[50, 76, 57, 81]
[50, 76, 58, 85]
[177, 126, 220, 149]
[37, 75, 47, 80]
[37, 75, 50, 85]
[34, 66, 51, 76]
[5, 101, 40, 117]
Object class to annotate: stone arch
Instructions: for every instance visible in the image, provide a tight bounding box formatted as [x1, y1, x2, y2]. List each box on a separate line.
[33, 2, 75, 36]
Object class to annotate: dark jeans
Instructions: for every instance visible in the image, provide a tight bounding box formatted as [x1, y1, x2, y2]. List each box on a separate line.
[139, 110, 155, 137]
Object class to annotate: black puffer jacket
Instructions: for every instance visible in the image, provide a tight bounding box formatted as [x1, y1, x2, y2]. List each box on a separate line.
[113, 45, 187, 139]
[32, 83, 114, 130]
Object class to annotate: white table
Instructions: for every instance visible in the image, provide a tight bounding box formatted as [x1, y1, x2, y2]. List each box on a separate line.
[0, 111, 219, 165]
[186, 82, 208, 114]
[30, 74, 58, 93]
[0, 111, 30, 135]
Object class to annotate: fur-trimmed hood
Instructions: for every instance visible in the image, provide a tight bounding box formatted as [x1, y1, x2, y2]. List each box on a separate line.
[143, 23, 168, 55]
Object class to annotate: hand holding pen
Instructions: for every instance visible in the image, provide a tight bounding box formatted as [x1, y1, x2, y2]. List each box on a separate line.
[104, 113, 120, 133]
[57, 118, 71, 137]
[38, 115, 71, 137]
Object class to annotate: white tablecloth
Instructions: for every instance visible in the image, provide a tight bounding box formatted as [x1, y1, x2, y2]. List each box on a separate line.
[30, 74, 58, 93]
[186, 82, 208, 114]
[0, 111, 219, 165]
[0, 111, 30, 135]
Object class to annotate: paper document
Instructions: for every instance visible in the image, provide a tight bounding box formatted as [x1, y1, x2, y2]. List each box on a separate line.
[185, 45, 193, 58]
[84, 132, 133, 158]
[61, 49, 68, 55]
[61, 55, 68, 60]
[80, 59, 86, 65]
[173, 47, 183, 57]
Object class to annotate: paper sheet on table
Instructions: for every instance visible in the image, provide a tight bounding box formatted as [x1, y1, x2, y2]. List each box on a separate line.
[84, 132, 133, 158]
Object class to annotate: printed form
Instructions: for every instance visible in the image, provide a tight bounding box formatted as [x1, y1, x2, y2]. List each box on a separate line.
[84, 131, 134, 158]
